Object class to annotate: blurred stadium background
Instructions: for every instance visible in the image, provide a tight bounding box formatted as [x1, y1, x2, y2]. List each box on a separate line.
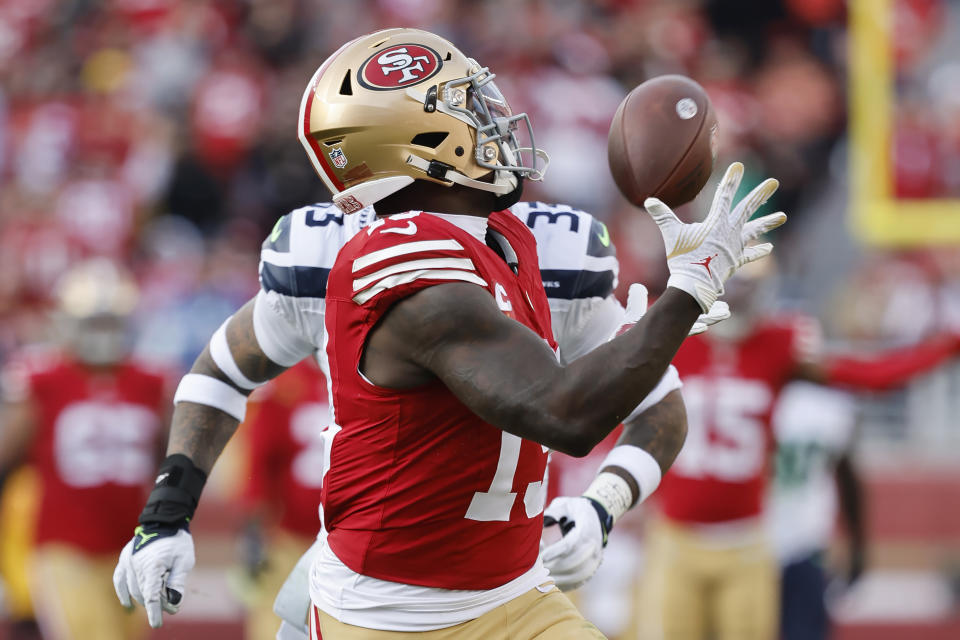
[0, 0, 959, 639]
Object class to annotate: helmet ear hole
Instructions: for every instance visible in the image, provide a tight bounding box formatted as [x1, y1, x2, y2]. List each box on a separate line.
[410, 132, 449, 149]
[339, 71, 353, 96]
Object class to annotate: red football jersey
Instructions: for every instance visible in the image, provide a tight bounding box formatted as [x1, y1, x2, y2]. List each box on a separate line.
[657, 317, 815, 524]
[323, 210, 556, 590]
[244, 359, 328, 538]
[17, 356, 166, 553]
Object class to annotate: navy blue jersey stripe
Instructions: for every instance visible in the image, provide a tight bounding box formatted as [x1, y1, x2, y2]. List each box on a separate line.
[260, 263, 331, 298]
[539, 269, 615, 300]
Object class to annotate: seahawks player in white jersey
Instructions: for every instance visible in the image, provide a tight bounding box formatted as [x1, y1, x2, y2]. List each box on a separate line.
[253, 200, 725, 638]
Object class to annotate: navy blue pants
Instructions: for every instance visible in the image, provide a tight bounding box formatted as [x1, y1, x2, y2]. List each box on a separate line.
[780, 553, 831, 640]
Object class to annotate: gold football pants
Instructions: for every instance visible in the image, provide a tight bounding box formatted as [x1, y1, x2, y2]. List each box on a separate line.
[313, 584, 607, 639]
[638, 518, 778, 640]
[30, 544, 144, 640]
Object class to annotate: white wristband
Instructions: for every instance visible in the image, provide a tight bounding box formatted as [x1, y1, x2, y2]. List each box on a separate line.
[210, 319, 262, 391]
[600, 445, 663, 505]
[174, 373, 248, 422]
[582, 472, 633, 524]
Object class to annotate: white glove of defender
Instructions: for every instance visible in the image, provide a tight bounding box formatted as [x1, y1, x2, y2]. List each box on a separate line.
[646, 162, 786, 312]
[541, 497, 606, 592]
[113, 528, 195, 628]
[622, 283, 731, 337]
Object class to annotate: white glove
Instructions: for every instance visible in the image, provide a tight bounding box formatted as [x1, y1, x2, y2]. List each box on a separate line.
[646, 162, 786, 311]
[114, 526, 195, 628]
[541, 497, 606, 592]
[690, 300, 730, 335]
[622, 283, 731, 337]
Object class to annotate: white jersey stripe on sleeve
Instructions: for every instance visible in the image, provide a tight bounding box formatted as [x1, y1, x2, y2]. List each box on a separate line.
[581, 254, 620, 273]
[353, 257, 476, 292]
[353, 269, 488, 304]
[352, 240, 464, 272]
[261, 248, 297, 268]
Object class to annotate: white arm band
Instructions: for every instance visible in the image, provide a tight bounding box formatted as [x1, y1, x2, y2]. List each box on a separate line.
[581, 446, 663, 524]
[173, 373, 248, 423]
[600, 445, 663, 504]
[210, 319, 262, 390]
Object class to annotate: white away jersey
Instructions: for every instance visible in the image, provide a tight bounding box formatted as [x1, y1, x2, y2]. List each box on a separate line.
[766, 381, 858, 563]
[255, 201, 623, 365]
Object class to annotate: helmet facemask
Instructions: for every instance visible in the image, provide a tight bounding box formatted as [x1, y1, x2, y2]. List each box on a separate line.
[437, 61, 548, 182]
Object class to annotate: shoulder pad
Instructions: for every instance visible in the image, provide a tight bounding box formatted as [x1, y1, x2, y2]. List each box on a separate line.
[260, 203, 376, 299]
[343, 212, 487, 306]
[513, 201, 586, 234]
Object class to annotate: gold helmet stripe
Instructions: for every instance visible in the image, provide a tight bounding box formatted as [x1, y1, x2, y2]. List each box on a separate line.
[298, 37, 364, 194]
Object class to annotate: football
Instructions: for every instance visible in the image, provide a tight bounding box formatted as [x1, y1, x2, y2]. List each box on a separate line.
[608, 75, 718, 208]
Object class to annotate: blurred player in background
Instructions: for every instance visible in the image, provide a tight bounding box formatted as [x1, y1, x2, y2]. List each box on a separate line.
[0, 465, 41, 640]
[0, 260, 167, 640]
[638, 259, 960, 640]
[768, 381, 865, 640]
[239, 358, 328, 640]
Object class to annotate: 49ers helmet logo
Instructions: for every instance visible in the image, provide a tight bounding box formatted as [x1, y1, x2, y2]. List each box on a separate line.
[358, 44, 442, 90]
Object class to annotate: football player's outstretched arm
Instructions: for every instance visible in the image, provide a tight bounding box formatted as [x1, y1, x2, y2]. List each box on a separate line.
[115, 296, 306, 628]
[792, 333, 960, 391]
[368, 162, 784, 457]
[369, 281, 699, 457]
[165, 298, 287, 472]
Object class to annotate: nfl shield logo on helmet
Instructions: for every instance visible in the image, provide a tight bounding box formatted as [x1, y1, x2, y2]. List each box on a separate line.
[329, 147, 348, 169]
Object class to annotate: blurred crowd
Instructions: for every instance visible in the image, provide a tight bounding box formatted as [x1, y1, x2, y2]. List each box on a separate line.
[0, 0, 845, 369]
[0, 2, 958, 639]
[0, 0, 957, 378]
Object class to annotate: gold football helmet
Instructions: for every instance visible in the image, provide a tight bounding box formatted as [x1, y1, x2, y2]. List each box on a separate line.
[299, 28, 549, 214]
[54, 259, 139, 365]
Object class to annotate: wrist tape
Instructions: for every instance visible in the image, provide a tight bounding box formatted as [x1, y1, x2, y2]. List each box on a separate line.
[600, 444, 663, 505]
[583, 472, 633, 527]
[139, 454, 208, 528]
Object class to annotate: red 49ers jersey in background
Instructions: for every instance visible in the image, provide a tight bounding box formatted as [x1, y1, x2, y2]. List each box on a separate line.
[657, 316, 818, 524]
[9, 355, 166, 554]
[323, 210, 555, 590]
[244, 358, 328, 538]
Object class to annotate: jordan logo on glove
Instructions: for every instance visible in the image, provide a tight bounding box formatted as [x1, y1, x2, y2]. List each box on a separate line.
[692, 254, 718, 278]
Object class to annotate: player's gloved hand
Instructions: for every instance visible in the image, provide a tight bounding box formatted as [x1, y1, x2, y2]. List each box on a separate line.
[690, 300, 730, 335]
[541, 496, 610, 592]
[618, 283, 731, 337]
[114, 524, 195, 628]
[114, 453, 207, 629]
[645, 162, 786, 311]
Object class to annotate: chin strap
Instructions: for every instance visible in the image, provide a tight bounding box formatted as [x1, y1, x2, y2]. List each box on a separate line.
[405, 154, 516, 195]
